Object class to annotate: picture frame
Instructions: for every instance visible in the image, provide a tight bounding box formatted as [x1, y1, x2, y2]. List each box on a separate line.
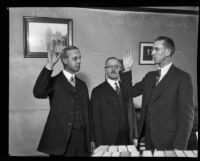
[139, 42, 155, 65]
[23, 16, 73, 58]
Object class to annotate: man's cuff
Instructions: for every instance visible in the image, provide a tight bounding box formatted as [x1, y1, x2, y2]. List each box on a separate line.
[45, 65, 53, 70]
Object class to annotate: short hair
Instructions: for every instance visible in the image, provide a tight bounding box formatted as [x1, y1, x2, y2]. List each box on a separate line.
[154, 36, 175, 55]
[62, 46, 79, 58]
[105, 57, 120, 67]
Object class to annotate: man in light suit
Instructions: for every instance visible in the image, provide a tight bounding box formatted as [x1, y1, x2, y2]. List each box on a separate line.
[91, 55, 138, 148]
[121, 36, 194, 150]
[33, 44, 91, 156]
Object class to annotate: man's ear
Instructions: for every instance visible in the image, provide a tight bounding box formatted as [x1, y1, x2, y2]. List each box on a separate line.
[61, 58, 67, 65]
[165, 48, 171, 56]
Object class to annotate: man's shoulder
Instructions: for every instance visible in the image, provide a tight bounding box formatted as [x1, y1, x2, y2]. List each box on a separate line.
[92, 82, 106, 93]
[173, 65, 191, 78]
[75, 77, 88, 86]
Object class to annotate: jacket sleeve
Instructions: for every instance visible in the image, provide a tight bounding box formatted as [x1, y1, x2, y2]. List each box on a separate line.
[33, 67, 53, 99]
[128, 98, 138, 141]
[91, 89, 103, 146]
[173, 73, 195, 149]
[131, 100, 138, 139]
[89, 100, 95, 142]
[120, 70, 144, 98]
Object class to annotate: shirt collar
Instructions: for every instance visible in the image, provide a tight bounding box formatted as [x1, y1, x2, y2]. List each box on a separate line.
[62, 69, 75, 82]
[159, 62, 172, 76]
[106, 77, 120, 89]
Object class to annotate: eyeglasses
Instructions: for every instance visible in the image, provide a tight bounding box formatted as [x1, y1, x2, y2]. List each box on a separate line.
[105, 65, 120, 69]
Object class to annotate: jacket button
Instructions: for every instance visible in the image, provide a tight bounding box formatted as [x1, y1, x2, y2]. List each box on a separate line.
[68, 122, 72, 126]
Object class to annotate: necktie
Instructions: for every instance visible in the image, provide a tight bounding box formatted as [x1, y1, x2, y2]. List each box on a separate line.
[155, 69, 161, 86]
[70, 76, 75, 87]
[114, 82, 120, 95]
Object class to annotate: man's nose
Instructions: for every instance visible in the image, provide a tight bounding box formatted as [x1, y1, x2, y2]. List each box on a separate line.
[151, 49, 156, 56]
[77, 58, 81, 63]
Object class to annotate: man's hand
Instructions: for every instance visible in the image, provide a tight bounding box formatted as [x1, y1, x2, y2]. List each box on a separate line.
[90, 141, 96, 154]
[46, 41, 61, 69]
[122, 50, 133, 72]
[133, 139, 138, 147]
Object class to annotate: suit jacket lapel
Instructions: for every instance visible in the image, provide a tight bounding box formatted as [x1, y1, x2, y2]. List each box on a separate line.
[143, 74, 156, 108]
[58, 72, 76, 94]
[104, 81, 121, 113]
[151, 65, 176, 104]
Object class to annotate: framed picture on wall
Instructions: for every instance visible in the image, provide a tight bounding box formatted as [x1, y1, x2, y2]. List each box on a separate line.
[139, 42, 155, 65]
[23, 17, 73, 58]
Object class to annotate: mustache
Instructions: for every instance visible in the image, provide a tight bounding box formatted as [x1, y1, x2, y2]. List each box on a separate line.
[110, 70, 117, 74]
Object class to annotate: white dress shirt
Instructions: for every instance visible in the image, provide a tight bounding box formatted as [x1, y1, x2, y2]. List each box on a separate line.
[62, 69, 75, 83]
[158, 62, 172, 82]
[106, 78, 120, 91]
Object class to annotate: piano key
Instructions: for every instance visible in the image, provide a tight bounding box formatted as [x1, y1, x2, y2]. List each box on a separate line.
[118, 145, 128, 152]
[94, 145, 109, 153]
[108, 145, 118, 152]
[142, 150, 153, 157]
[153, 150, 165, 157]
[164, 150, 176, 157]
[120, 151, 130, 157]
[102, 151, 112, 157]
[130, 151, 140, 157]
[174, 150, 186, 157]
[192, 150, 198, 157]
[183, 150, 197, 157]
[127, 145, 138, 152]
[112, 151, 120, 157]
[92, 151, 104, 157]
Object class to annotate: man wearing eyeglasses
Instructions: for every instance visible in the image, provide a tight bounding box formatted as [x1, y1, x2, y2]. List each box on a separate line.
[90, 53, 138, 149]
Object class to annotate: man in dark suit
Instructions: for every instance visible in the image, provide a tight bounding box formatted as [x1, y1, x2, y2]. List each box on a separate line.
[91, 54, 138, 148]
[121, 36, 195, 150]
[33, 44, 91, 156]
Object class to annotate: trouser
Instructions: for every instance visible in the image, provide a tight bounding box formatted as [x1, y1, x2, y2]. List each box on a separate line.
[145, 122, 155, 151]
[49, 127, 88, 157]
[116, 129, 130, 145]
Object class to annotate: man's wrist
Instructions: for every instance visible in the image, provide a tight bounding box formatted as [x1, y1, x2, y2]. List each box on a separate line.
[45, 63, 54, 70]
[123, 66, 132, 72]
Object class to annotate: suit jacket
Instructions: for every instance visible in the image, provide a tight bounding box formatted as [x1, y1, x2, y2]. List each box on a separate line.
[33, 67, 90, 155]
[91, 78, 138, 146]
[121, 65, 194, 150]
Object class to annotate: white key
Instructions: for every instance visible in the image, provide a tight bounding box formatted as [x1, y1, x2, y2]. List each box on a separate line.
[127, 145, 138, 152]
[112, 151, 120, 157]
[118, 145, 128, 152]
[94, 145, 109, 153]
[120, 151, 130, 157]
[108, 145, 118, 152]
[153, 150, 165, 157]
[193, 150, 198, 157]
[102, 151, 112, 157]
[142, 150, 152, 157]
[92, 151, 104, 157]
[174, 150, 186, 157]
[130, 151, 140, 157]
[164, 150, 176, 157]
[183, 150, 197, 157]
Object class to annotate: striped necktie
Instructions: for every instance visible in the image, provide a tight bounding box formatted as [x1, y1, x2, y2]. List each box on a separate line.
[114, 82, 120, 95]
[70, 76, 75, 87]
[155, 69, 161, 86]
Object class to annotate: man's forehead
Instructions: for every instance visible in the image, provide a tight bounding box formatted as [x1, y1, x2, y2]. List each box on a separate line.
[154, 40, 164, 46]
[107, 59, 120, 64]
[66, 49, 81, 57]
